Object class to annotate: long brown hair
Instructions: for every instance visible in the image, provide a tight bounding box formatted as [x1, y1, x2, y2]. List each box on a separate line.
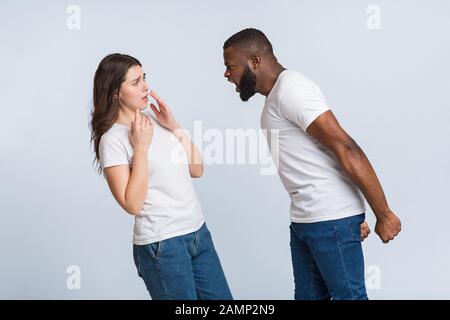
[90, 53, 141, 173]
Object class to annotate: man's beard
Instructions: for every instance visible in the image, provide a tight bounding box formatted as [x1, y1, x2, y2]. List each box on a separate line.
[239, 66, 257, 101]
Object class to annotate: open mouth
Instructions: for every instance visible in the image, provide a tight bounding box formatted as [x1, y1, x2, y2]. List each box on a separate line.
[227, 78, 241, 93]
[229, 79, 240, 93]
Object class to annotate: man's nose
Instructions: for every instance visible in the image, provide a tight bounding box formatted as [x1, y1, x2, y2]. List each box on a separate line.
[224, 70, 230, 78]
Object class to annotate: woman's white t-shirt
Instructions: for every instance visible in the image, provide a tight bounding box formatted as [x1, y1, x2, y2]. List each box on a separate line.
[99, 111, 204, 245]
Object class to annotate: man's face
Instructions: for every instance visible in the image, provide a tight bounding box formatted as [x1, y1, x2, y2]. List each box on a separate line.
[223, 46, 257, 101]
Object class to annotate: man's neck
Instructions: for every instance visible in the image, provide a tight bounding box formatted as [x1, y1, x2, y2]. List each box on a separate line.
[258, 64, 286, 97]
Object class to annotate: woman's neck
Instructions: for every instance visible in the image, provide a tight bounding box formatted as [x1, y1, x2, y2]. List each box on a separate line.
[115, 106, 136, 128]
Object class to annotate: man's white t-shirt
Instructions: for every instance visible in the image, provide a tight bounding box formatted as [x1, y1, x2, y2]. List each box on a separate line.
[99, 110, 204, 245]
[261, 70, 366, 223]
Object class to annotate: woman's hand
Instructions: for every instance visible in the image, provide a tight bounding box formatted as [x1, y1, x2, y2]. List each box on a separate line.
[149, 91, 180, 132]
[148, 90, 203, 177]
[129, 108, 154, 151]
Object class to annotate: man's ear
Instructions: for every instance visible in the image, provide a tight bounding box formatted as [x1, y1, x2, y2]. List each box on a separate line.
[250, 54, 262, 69]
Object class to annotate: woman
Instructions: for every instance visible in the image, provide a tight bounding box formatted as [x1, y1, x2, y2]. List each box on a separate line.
[90, 53, 232, 300]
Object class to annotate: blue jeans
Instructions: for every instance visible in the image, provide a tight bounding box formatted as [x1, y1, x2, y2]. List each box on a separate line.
[133, 223, 233, 300]
[290, 213, 368, 300]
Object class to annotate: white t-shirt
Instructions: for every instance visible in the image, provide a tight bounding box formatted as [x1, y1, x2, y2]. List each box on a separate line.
[261, 70, 366, 223]
[99, 110, 204, 245]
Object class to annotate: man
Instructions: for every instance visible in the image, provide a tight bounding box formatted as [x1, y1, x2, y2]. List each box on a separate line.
[223, 28, 401, 300]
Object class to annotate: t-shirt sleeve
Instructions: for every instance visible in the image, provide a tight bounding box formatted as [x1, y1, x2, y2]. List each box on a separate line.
[99, 134, 130, 169]
[277, 80, 331, 131]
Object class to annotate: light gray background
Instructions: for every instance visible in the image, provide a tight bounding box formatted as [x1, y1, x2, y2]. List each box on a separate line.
[1, 0, 449, 299]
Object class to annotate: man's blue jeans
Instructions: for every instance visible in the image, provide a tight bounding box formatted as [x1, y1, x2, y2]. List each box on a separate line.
[133, 223, 233, 300]
[290, 213, 368, 300]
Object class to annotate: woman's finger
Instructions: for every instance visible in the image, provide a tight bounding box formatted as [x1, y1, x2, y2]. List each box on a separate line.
[140, 110, 145, 128]
[144, 115, 150, 129]
[135, 108, 140, 123]
[150, 91, 167, 109]
[150, 103, 159, 116]
[149, 90, 160, 101]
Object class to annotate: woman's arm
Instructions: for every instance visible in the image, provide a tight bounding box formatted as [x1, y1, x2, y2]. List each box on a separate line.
[173, 127, 204, 178]
[104, 149, 147, 215]
[104, 110, 154, 215]
[149, 91, 204, 178]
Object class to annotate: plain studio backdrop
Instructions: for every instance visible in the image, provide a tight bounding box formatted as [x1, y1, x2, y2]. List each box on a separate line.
[1, 0, 449, 299]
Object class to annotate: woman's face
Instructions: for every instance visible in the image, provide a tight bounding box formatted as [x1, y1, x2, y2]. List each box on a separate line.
[118, 65, 150, 110]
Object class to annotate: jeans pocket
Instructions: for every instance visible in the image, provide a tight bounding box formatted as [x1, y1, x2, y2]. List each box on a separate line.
[148, 241, 163, 259]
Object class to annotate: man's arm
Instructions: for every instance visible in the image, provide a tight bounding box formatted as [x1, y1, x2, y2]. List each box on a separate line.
[306, 110, 401, 243]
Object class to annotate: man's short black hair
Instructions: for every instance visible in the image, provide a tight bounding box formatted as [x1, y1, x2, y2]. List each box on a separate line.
[223, 28, 274, 57]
